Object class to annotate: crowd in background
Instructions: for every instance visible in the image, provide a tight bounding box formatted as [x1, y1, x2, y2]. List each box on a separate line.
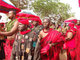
[0, 10, 80, 60]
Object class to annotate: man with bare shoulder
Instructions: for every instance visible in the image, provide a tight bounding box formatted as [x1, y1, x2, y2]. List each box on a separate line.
[34, 18, 64, 60]
[0, 10, 18, 60]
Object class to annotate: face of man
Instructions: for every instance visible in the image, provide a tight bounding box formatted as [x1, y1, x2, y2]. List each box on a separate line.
[43, 19, 50, 28]
[77, 21, 80, 25]
[18, 23, 27, 31]
[8, 11, 15, 19]
[32, 21, 38, 26]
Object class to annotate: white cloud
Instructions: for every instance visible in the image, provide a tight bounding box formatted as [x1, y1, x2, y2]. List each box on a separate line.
[60, 0, 80, 20]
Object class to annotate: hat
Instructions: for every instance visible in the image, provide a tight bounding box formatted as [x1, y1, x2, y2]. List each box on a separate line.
[18, 18, 29, 25]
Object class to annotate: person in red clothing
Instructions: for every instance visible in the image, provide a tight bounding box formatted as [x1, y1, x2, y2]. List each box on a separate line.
[76, 20, 80, 29]
[37, 18, 64, 60]
[63, 23, 76, 60]
[0, 23, 5, 60]
[0, 10, 19, 60]
[75, 28, 80, 60]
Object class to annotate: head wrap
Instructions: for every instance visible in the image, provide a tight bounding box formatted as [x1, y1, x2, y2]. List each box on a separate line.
[18, 18, 29, 25]
[68, 23, 74, 28]
[29, 16, 42, 25]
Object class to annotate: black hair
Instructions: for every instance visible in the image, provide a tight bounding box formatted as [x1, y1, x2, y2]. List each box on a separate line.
[9, 10, 16, 15]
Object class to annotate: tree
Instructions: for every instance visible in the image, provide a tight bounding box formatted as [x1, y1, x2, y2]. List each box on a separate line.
[32, 0, 74, 23]
[10, 0, 28, 9]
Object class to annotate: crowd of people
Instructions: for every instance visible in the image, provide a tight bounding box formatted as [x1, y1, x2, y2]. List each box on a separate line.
[0, 10, 80, 60]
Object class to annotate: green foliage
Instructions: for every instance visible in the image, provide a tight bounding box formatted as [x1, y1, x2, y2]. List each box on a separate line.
[10, 0, 28, 9]
[32, 0, 74, 22]
[10, 0, 74, 22]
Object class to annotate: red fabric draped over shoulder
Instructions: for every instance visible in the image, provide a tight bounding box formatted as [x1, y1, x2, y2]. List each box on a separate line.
[40, 29, 64, 60]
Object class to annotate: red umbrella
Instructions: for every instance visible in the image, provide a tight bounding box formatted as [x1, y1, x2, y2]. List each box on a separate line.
[0, 0, 21, 13]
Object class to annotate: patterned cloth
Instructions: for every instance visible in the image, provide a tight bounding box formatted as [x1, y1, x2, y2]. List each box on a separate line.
[10, 25, 43, 60]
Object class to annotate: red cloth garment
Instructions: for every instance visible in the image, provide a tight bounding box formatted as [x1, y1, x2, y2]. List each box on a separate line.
[41, 44, 50, 55]
[0, 23, 5, 28]
[63, 28, 76, 60]
[76, 29, 80, 60]
[68, 23, 77, 32]
[68, 23, 74, 28]
[18, 18, 31, 35]
[40, 29, 64, 60]
[4, 39, 14, 60]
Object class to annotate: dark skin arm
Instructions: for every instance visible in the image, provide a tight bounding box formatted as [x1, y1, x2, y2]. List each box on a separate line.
[0, 21, 19, 36]
[37, 31, 42, 43]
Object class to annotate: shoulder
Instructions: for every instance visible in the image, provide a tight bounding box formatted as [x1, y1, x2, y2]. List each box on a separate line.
[39, 30, 43, 35]
[14, 21, 19, 25]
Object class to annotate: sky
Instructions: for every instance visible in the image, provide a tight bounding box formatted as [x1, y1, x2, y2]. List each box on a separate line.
[4, 0, 80, 20]
[60, 0, 80, 20]
[3, 0, 15, 6]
